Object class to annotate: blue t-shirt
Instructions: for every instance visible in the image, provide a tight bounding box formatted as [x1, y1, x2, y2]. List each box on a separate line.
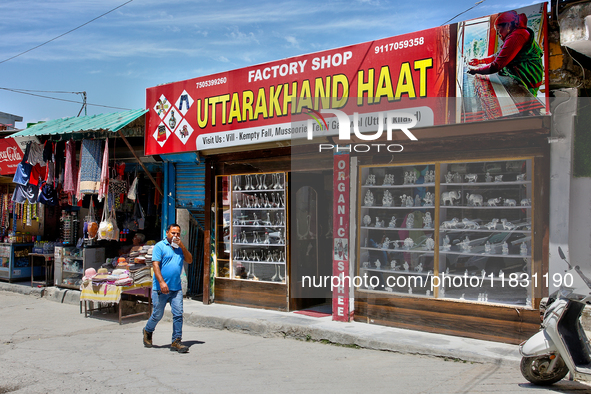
[152, 239, 184, 292]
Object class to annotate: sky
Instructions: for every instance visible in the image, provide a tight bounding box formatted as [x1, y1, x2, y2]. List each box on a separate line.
[0, 0, 543, 127]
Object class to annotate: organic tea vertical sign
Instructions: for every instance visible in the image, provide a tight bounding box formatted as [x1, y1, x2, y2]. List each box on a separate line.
[332, 151, 350, 322]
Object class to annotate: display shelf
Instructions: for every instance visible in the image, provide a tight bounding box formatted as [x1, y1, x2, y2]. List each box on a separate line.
[361, 206, 435, 209]
[440, 229, 530, 234]
[439, 250, 530, 258]
[361, 247, 434, 254]
[234, 189, 286, 193]
[0, 243, 36, 282]
[54, 246, 105, 289]
[361, 183, 436, 189]
[361, 226, 435, 231]
[228, 172, 287, 283]
[233, 242, 285, 246]
[233, 207, 285, 211]
[440, 205, 531, 210]
[233, 260, 286, 265]
[232, 224, 284, 228]
[63, 269, 84, 274]
[442, 181, 531, 186]
[361, 267, 433, 275]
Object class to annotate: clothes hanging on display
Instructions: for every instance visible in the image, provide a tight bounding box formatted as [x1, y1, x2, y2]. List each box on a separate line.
[12, 183, 39, 204]
[98, 138, 109, 202]
[12, 142, 32, 186]
[63, 140, 77, 195]
[27, 142, 45, 167]
[79, 140, 103, 195]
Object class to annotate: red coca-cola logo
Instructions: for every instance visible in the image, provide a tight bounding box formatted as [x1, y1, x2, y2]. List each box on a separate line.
[0, 147, 22, 162]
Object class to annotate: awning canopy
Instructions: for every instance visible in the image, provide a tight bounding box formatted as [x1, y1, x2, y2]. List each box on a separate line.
[8, 109, 147, 140]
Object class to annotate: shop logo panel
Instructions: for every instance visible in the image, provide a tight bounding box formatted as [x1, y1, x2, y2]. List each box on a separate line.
[175, 90, 193, 117]
[175, 118, 193, 145]
[153, 94, 171, 119]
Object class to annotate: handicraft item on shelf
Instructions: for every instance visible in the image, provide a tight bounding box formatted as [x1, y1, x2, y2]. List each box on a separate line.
[364, 190, 374, 206]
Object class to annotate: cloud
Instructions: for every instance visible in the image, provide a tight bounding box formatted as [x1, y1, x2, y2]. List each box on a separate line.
[226, 27, 260, 45]
[284, 36, 300, 48]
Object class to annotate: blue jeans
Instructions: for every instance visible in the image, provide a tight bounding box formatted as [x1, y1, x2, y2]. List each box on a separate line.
[144, 289, 183, 342]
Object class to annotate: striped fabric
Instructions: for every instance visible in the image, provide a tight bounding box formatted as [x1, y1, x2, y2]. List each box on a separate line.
[80, 281, 151, 304]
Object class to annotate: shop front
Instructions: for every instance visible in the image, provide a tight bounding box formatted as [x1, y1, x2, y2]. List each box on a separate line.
[350, 116, 549, 344]
[145, 3, 554, 343]
[4, 110, 163, 296]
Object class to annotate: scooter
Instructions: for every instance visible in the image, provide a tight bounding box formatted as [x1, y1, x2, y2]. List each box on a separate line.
[519, 247, 591, 385]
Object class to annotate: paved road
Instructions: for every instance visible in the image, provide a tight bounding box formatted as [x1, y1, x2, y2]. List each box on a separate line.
[1, 291, 590, 394]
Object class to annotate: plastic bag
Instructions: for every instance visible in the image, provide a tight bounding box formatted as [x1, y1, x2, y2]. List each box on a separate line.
[97, 198, 110, 241]
[181, 265, 188, 295]
[127, 176, 138, 201]
[98, 194, 119, 241]
[85, 199, 99, 238]
[136, 200, 145, 230]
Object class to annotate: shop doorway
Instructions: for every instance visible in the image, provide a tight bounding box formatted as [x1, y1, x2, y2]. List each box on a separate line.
[289, 171, 333, 312]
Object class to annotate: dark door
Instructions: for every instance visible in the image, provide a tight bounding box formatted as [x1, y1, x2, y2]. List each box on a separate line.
[289, 171, 333, 311]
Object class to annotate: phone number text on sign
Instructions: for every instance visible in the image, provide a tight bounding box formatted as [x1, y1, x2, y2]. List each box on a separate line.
[196, 77, 227, 89]
[375, 37, 425, 54]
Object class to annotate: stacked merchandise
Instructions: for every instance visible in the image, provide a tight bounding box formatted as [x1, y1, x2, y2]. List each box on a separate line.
[84, 266, 133, 287]
[144, 245, 154, 266]
[60, 210, 78, 245]
[129, 266, 151, 285]
[128, 244, 153, 285]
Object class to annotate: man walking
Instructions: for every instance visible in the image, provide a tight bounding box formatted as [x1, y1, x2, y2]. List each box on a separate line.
[143, 224, 193, 353]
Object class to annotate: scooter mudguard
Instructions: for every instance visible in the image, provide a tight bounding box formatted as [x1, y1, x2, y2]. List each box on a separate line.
[520, 330, 558, 357]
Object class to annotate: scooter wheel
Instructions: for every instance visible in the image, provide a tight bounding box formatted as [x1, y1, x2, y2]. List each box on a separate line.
[520, 355, 569, 385]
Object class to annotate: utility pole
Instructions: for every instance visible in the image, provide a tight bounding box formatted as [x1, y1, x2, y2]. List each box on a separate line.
[77, 91, 87, 116]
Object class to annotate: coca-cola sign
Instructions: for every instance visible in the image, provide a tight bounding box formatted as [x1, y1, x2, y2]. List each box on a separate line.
[0, 146, 21, 162]
[0, 139, 24, 175]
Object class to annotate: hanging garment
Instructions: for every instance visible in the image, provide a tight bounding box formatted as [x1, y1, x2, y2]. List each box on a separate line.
[45, 161, 55, 185]
[55, 141, 65, 186]
[98, 138, 109, 201]
[79, 140, 103, 194]
[38, 181, 58, 206]
[29, 164, 44, 186]
[63, 140, 77, 194]
[42, 141, 53, 163]
[27, 142, 45, 167]
[154, 172, 163, 206]
[12, 183, 39, 204]
[12, 142, 32, 186]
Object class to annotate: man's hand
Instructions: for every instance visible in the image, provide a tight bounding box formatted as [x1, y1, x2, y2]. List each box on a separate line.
[159, 281, 170, 294]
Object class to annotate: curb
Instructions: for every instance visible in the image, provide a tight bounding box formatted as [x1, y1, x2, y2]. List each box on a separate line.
[0, 283, 80, 306]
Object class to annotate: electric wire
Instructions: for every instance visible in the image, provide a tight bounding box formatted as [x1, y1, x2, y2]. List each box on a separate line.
[0, 87, 131, 110]
[441, 0, 486, 26]
[0, 0, 134, 65]
[563, 46, 586, 88]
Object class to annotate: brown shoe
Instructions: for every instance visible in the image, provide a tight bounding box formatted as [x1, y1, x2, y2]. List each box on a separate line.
[171, 338, 189, 353]
[143, 329, 153, 348]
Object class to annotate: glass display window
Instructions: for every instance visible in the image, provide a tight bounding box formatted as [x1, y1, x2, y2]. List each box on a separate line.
[215, 176, 231, 278]
[216, 172, 287, 283]
[357, 158, 534, 306]
[359, 164, 436, 296]
[438, 159, 532, 306]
